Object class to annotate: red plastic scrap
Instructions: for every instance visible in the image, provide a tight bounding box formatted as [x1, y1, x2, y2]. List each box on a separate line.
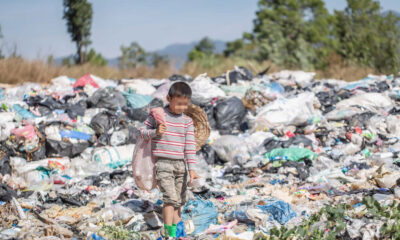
[73, 73, 99, 89]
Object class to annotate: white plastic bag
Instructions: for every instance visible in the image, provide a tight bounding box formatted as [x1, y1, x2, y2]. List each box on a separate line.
[131, 107, 165, 191]
[251, 92, 319, 130]
[122, 79, 157, 95]
[190, 73, 226, 104]
[92, 144, 135, 169]
[211, 135, 250, 166]
[132, 137, 156, 191]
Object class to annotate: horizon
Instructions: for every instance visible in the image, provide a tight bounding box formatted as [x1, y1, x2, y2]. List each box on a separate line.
[0, 0, 399, 60]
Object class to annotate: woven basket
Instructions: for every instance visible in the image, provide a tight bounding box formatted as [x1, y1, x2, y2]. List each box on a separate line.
[184, 104, 211, 151]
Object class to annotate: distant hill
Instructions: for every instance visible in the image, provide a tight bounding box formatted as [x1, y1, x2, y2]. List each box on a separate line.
[155, 39, 226, 69]
[56, 39, 226, 69]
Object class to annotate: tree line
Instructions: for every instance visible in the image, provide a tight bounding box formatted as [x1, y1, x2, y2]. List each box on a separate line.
[1, 0, 399, 74]
[190, 0, 400, 74]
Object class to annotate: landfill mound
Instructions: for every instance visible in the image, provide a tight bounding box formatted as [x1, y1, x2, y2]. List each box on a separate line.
[1, 68, 400, 239]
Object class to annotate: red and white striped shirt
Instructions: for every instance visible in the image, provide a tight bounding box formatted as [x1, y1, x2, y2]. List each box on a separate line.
[140, 107, 196, 169]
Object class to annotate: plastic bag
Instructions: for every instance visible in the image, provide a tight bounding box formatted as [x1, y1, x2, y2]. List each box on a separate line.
[132, 137, 156, 191]
[211, 135, 250, 165]
[150, 107, 166, 124]
[13, 104, 37, 119]
[264, 147, 317, 162]
[151, 81, 171, 102]
[334, 93, 393, 114]
[123, 89, 152, 109]
[181, 197, 218, 235]
[257, 199, 296, 224]
[214, 97, 246, 132]
[122, 79, 156, 95]
[92, 144, 135, 169]
[10, 124, 36, 140]
[190, 73, 226, 104]
[252, 92, 319, 130]
[88, 87, 126, 110]
[73, 73, 99, 89]
[131, 108, 165, 191]
[271, 70, 315, 88]
[0, 148, 11, 175]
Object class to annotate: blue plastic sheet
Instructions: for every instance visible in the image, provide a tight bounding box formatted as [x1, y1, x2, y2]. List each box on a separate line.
[182, 197, 218, 235]
[89, 234, 105, 240]
[0, 88, 4, 100]
[176, 221, 186, 238]
[257, 199, 296, 224]
[268, 82, 284, 93]
[122, 89, 152, 109]
[228, 210, 254, 224]
[13, 104, 37, 119]
[342, 78, 370, 90]
[59, 130, 91, 141]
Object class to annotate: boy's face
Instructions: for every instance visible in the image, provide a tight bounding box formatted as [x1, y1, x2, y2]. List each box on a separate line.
[167, 95, 190, 114]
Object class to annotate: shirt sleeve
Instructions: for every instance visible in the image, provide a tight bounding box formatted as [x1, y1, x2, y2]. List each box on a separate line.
[139, 115, 157, 140]
[184, 119, 196, 170]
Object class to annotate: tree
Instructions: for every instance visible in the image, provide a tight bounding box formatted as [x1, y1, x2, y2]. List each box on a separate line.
[62, 57, 73, 67]
[250, 0, 334, 69]
[118, 42, 148, 69]
[63, 0, 93, 64]
[150, 53, 169, 68]
[188, 37, 215, 61]
[224, 33, 257, 58]
[87, 48, 107, 66]
[334, 0, 400, 73]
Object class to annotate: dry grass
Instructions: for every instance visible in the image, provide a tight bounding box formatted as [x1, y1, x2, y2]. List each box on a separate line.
[315, 53, 377, 81]
[0, 58, 175, 85]
[0, 55, 379, 85]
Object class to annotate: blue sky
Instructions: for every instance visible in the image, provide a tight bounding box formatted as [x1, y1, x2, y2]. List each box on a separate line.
[0, 0, 398, 59]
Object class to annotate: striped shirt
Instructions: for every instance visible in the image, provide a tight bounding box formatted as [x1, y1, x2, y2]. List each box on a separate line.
[139, 106, 196, 170]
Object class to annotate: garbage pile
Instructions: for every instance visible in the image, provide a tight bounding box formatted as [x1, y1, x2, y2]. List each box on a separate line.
[1, 68, 400, 239]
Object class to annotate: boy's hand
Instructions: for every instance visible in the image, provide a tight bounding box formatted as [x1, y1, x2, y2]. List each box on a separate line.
[156, 124, 166, 136]
[189, 170, 200, 184]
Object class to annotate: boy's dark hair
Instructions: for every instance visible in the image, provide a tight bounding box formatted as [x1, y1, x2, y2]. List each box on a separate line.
[168, 81, 192, 99]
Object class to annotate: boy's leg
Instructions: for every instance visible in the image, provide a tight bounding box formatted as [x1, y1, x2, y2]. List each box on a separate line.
[155, 160, 180, 237]
[173, 161, 188, 224]
[173, 207, 181, 225]
[163, 204, 174, 226]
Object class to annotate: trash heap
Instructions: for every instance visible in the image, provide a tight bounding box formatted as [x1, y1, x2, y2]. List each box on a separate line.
[1, 68, 400, 239]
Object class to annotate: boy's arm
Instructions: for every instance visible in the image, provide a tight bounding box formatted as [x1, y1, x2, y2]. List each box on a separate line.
[139, 115, 158, 140]
[184, 119, 196, 170]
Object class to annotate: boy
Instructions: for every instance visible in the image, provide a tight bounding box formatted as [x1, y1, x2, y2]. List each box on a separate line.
[140, 82, 200, 239]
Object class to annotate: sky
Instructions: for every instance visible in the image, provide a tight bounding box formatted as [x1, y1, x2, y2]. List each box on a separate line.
[0, 0, 399, 60]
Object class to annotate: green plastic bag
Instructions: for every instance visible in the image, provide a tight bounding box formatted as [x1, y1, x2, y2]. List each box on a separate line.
[264, 147, 317, 162]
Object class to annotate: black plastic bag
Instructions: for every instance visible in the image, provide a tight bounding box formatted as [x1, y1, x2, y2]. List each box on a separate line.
[263, 135, 313, 153]
[46, 139, 89, 157]
[228, 66, 253, 83]
[197, 144, 216, 165]
[169, 74, 192, 82]
[29, 143, 47, 161]
[0, 148, 11, 175]
[90, 111, 120, 135]
[124, 98, 164, 122]
[0, 183, 17, 202]
[88, 87, 126, 110]
[127, 126, 140, 144]
[25, 95, 64, 110]
[201, 104, 216, 129]
[214, 97, 246, 132]
[67, 99, 87, 120]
